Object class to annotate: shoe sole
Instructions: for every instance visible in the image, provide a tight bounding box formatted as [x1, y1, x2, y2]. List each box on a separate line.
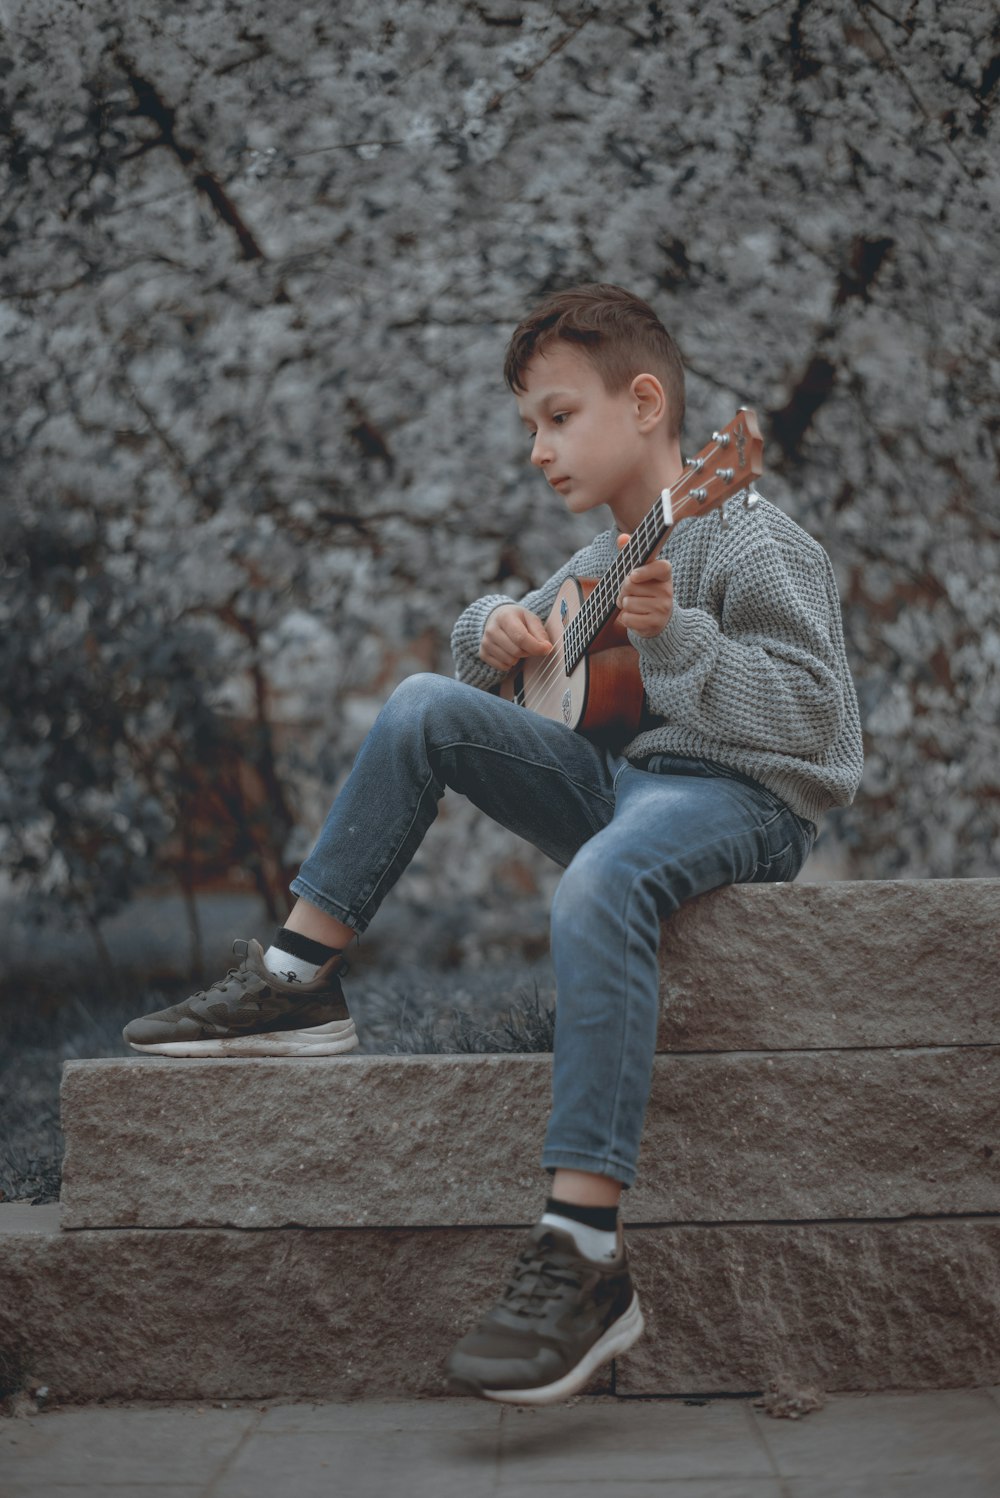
[126, 1018, 360, 1058]
[449, 1291, 645, 1407]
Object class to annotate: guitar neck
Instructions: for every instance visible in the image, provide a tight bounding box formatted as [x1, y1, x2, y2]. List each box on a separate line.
[563, 503, 672, 672]
[563, 408, 763, 672]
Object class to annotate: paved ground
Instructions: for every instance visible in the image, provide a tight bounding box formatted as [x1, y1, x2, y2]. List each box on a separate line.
[2, 1388, 999, 1497]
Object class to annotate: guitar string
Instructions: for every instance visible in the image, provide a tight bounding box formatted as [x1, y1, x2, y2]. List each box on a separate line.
[518, 471, 702, 713]
[554, 440, 745, 678]
[517, 445, 727, 714]
[517, 445, 741, 712]
[517, 477, 683, 711]
[518, 512, 659, 712]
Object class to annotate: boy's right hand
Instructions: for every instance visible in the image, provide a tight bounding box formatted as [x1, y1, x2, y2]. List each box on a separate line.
[479, 605, 553, 672]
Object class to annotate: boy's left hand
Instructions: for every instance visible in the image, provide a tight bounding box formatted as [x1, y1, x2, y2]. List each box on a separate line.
[616, 533, 673, 637]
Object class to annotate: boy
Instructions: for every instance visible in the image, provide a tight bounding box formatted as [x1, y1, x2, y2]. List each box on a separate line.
[124, 284, 864, 1404]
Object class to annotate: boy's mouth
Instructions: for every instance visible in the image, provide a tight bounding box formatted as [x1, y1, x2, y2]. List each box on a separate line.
[549, 475, 570, 489]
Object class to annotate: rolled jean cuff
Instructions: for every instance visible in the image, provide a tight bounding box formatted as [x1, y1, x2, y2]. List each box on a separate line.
[288, 875, 368, 935]
[540, 1146, 636, 1190]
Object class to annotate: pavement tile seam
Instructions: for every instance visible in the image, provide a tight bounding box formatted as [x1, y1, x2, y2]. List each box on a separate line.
[738, 1397, 785, 1481]
[203, 1425, 505, 1496]
[200, 1407, 266, 1498]
[0, 1404, 265, 1493]
[743, 1388, 1000, 1481]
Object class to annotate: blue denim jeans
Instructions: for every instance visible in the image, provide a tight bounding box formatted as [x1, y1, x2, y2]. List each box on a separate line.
[292, 673, 815, 1188]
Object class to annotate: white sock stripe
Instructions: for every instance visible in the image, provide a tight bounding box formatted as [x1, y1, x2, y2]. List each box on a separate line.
[263, 945, 322, 983]
[539, 1211, 621, 1263]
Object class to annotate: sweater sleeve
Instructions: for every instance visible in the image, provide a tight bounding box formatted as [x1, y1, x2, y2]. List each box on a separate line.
[632, 535, 847, 756]
[450, 535, 611, 687]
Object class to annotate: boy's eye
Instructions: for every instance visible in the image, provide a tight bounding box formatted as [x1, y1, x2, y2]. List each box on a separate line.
[524, 413, 570, 442]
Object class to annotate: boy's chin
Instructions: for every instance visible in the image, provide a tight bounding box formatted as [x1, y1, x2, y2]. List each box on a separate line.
[561, 489, 603, 515]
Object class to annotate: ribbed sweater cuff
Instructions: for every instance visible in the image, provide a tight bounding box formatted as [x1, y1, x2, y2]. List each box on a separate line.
[631, 606, 715, 670]
[451, 594, 513, 687]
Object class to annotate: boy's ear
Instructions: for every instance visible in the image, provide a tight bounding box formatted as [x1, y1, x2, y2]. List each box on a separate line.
[630, 373, 667, 432]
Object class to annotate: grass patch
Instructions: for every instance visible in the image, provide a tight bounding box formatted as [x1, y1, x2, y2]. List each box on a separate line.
[384, 982, 555, 1054]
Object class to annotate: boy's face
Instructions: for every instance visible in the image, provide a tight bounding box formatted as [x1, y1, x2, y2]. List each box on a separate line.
[514, 342, 656, 524]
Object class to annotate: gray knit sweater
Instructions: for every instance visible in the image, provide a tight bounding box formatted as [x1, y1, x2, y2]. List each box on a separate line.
[450, 495, 864, 826]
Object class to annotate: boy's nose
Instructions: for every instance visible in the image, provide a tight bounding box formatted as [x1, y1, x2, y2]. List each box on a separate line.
[530, 435, 551, 468]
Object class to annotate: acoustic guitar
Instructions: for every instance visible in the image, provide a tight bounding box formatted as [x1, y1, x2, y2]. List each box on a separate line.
[496, 407, 764, 742]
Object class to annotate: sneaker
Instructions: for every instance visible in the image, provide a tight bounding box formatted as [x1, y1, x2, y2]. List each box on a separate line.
[122, 939, 359, 1058]
[445, 1220, 644, 1405]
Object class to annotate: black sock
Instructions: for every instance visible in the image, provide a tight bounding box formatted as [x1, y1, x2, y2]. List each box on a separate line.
[545, 1195, 619, 1232]
[272, 927, 343, 966]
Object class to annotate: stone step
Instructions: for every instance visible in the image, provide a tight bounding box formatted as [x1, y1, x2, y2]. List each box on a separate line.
[19, 878, 999, 1405]
[2, 1206, 997, 1401]
[60, 1047, 1000, 1229]
[656, 879, 998, 1050]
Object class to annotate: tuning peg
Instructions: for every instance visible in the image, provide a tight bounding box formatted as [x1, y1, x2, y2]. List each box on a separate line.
[712, 430, 731, 446]
[718, 505, 730, 533]
[743, 485, 761, 510]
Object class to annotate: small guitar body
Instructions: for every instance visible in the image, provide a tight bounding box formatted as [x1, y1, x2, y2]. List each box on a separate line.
[497, 575, 644, 740]
[494, 408, 764, 743]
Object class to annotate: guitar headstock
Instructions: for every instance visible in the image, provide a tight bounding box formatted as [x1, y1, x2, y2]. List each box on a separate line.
[663, 408, 764, 528]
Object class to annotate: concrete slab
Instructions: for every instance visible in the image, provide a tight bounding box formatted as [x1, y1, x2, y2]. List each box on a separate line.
[495, 1397, 773, 1482]
[750, 1387, 1000, 1479]
[212, 1426, 501, 1498]
[59, 1047, 1000, 1228]
[255, 1397, 501, 1432]
[782, 1480, 999, 1498]
[3, 1392, 998, 1498]
[0, 1403, 257, 1485]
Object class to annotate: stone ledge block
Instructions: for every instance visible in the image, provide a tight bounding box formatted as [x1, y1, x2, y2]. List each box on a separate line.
[657, 879, 999, 1050]
[616, 1218, 1000, 1396]
[60, 1048, 1000, 1229]
[2, 1208, 996, 1401]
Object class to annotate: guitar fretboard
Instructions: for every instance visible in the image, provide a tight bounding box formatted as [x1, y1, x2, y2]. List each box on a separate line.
[546, 407, 763, 675]
[561, 446, 728, 673]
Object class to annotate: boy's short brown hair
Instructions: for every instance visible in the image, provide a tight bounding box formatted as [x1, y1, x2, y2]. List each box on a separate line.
[504, 283, 685, 438]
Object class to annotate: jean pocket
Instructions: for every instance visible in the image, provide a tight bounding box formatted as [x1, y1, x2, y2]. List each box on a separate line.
[751, 841, 798, 883]
[752, 816, 814, 883]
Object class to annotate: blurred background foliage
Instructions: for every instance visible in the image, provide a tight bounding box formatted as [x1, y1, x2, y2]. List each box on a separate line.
[1, 0, 998, 988]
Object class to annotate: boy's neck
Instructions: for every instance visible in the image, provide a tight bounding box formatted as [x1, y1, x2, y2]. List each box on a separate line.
[608, 446, 684, 534]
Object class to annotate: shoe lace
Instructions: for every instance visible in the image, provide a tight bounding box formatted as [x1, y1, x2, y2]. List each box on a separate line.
[500, 1235, 583, 1319]
[186, 946, 347, 1004]
[188, 960, 252, 1003]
